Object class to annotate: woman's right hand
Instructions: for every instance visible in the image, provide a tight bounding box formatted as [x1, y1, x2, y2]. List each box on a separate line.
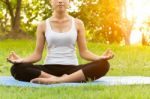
[100, 49, 114, 60]
[7, 51, 23, 64]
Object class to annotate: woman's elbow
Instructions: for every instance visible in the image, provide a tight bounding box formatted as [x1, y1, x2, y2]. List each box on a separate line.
[36, 55, 42, 61]
[36, 56, 42, 61]
[33, 52, 42, 62]
[79, 51, 87, 59]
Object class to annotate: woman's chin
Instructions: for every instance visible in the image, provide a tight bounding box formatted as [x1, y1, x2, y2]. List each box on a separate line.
[56, 8, 67, 12]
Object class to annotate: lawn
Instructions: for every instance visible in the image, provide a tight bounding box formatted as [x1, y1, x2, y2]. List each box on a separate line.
[0, 39, 150, 99]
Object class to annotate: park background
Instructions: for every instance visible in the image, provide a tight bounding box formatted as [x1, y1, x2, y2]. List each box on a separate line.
[0, 0, 150, 99]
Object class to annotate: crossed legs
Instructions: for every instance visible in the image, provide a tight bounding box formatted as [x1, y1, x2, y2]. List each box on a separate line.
[10, 59, 110, 84]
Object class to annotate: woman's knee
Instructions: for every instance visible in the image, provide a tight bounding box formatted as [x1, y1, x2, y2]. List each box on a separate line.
[10, 63, 32, 80]
[83, 59, 110, 81]
[96, 59, 110, 76]
[101, 59, 110, 73]
[92, 59, 110, 73]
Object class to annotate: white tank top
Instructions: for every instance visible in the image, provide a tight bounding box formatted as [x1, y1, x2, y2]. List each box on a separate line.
[44, 17, 79, 65]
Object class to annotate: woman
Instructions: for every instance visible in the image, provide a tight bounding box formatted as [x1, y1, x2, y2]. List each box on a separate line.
[7, 0, 114, 84]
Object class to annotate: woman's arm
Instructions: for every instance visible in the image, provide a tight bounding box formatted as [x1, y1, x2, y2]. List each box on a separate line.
[75, 19, 114, 61]
[7, 21, 46, 64]
[22, 22, 46, 63]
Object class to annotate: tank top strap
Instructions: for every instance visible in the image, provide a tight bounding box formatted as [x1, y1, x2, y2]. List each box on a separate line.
[71, 17, 77, 32]
[45, 18, 51, 31]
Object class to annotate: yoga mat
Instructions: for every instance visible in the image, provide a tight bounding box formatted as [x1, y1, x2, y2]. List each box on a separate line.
[0, 76, 150, 88]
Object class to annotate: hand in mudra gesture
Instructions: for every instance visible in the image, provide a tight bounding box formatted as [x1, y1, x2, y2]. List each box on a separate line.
[7, 51, 23, 64]
[100, 49, 114, 60]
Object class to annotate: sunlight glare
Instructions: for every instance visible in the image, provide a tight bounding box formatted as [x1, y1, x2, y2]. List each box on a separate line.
[130, 29, 142, 45]
[126, 0, 150, 44]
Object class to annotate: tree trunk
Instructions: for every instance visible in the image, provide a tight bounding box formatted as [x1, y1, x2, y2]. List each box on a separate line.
[5, 0, 21, 34]
[0, 0, 32, 39]
[12, 0, 21, 33]
[121, 0, 135, 45]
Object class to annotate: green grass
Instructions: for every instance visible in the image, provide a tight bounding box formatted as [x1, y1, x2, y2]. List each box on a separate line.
[0, 39, 150, 99]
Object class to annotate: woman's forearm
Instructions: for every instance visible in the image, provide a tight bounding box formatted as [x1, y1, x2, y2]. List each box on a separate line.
[22, 52, 42, 63]
[80, 50, 101, 61]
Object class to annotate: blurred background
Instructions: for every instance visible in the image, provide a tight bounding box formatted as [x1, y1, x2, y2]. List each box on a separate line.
[0, 0, 150, 45]
[0, 1, 150, 97]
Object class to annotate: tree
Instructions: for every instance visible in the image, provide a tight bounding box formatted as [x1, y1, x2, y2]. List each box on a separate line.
[72, 0, 124, 44]
[0, 0, 22, 34]
[21, 0, 52, 36]
[0, 2, 9, 34]
[120, 18, 134, 45]
[120, 0, 135, 45]
[0, 0, 52, 38]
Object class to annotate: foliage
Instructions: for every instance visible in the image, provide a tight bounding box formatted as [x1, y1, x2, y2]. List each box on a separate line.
[73, 0, 124, 43]
[0, 0, 128, 43]
[21, 0, 52, 36]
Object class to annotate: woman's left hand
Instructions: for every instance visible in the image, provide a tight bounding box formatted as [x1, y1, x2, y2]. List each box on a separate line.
[100, 49, 114, 60]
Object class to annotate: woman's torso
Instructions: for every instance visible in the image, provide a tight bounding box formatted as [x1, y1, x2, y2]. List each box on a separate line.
[44, 16, 78, 65]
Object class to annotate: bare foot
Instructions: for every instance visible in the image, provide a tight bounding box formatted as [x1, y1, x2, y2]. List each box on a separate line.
[31, 74, 69, 84]
[61, 74, 68, 77]
[30, 76, 61, 84]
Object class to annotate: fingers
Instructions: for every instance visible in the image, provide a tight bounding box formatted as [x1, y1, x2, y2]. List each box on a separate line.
[6, 51, 21, 64]
[11, 51, 19, 59]
[6, 57, 15, 64]
[102, 49, 114, 60]
[8, 52, 13, 59]
[7, 53, 14, 63]
[103, 49, 110, 55]
[108, 50, 114, 59]
[7, 58, 22, 64]
[6, 57, 14, 63]
[7, 51, 15, 59]
[103, 49, 111, 55]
